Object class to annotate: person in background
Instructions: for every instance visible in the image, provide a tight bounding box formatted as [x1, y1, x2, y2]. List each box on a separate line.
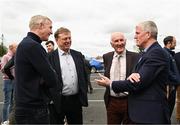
[3, 55, 16, 124]
[103, 32, 139, 124]
[14, 15, 61, 124]
[163, 36, 179, 117]
[174, 52, 180, 123]
[45, 40, 55, 53]
[96, 21, 170, 124]
[48, 27, 88, 124]
[83, 55, 93, 94]
[1, 43, 17, 124]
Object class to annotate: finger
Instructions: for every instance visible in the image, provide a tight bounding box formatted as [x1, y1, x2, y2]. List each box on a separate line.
[98, 73, 105, 78]
[129, 78, 135, 83]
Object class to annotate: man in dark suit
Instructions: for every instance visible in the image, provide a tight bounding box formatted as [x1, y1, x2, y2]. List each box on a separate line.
[103, 32, 139, 124]
[163, 36, 180, 118]
[48, 27, 88, 124]
[96, 21, 170, 124]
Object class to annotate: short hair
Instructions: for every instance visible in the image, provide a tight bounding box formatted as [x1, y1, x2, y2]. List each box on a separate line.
[139, 21, 158, 40]
[45, 40, 54, 46]
[29, 15, 52, 30]
[163, 36, 174, 45]
[54, 27, 71, 40]
[9, 42, 17, 50]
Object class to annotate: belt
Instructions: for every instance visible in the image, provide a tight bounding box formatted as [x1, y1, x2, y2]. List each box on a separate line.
[110, 95, 128, 99]
[62, 94, 78, 100]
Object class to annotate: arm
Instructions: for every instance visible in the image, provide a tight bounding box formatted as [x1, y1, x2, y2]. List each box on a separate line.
[26, 44, 62, 113]
[26, 44, 59, 89]
[3, 56, 14, 80]
[112, 48, 168, 93]
[96, 48, 168, 93]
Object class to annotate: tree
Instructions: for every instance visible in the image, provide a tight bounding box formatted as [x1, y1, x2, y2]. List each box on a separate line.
[0, 34, 7, 57]
[0, 43, 7, 57]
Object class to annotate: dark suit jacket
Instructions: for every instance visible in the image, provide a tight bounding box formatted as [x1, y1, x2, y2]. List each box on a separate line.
[175, 52, 180, 73]
[103, 50, 139, 107]
[48, 49, 88, 107]
[111, 42, 170, 123]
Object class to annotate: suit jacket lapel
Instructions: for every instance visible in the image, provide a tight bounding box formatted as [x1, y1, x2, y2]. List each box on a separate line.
[105, 52, 113, 78]
[70, 50, 79, 76]
[135, 42, 158, 71]
[126, 51, 133, 77]
[54, 49, 62, 77]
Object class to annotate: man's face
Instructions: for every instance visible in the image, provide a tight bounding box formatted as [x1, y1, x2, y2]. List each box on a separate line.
[170, 37, 176, 50]
[40, 20, 53, 41]
[134, 25, 149, 48]
[11, 44, 18, 54]
[46, 43, 54, 53]
[111, 33, 126, 54]
[56, 32, 71, 52]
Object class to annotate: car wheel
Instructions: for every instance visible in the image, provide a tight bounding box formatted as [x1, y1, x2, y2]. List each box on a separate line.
[91, 67, 96, 73]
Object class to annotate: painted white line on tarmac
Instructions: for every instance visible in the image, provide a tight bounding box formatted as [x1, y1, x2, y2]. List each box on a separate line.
[92, 88, 105, 90]
[88, 100, 104, 102]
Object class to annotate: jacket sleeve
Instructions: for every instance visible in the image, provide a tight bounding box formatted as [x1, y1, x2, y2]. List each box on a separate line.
[3, 56, 14, 80]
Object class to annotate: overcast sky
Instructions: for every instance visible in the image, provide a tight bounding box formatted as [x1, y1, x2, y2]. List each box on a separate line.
[0, 0, 180, 57]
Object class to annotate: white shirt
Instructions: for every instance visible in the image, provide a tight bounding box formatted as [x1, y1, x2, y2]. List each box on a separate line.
[110, 50, 128, 97]
[58, 48, 78, 95]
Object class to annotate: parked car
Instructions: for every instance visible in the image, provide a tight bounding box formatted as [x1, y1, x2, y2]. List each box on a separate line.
[89, 58, 104, 73]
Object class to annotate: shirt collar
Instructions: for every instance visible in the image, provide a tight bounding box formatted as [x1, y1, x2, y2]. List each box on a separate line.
[114, 50, 126, 58]
[27, 32, 42, 44]
[58, 48, 70, 56]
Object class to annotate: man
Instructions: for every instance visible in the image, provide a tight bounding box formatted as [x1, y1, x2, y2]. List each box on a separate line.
[96, 21, 170, 124]
[163, 36, 180, 117]
[45, 40, 55, 53]
[48, 27, 88, 124]
[3, 55, 16, 124]
[103, 32, 139, 124]
[1, 43, 17, 123]
[14, 15, 61, 124]
[83, 55, 93, 93]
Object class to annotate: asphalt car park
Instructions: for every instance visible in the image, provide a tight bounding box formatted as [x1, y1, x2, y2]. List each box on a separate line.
[0, 73, 178, 124]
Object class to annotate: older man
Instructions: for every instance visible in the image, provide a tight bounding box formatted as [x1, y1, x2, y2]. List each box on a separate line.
[1, 43, 17, 123]
[103, 32, 139, 124]
[96, 21, 170, 124]
[15, 15, 61, 124]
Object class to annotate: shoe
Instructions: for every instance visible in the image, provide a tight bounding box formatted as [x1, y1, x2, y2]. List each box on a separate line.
[1, 121, 9, 125]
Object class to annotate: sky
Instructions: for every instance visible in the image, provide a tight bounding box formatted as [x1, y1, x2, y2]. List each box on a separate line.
[0, 0, 180, 57]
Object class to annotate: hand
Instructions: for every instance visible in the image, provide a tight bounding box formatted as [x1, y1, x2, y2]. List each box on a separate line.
[127, 73, 140, 83]
[95, 73, 112, 87]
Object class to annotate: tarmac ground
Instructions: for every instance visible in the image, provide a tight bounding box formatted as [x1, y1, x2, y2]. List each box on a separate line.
[0, 73, 179, 124]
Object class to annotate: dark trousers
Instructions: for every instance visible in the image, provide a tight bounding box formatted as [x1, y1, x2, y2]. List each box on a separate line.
[168, 85, 177, 117]
[87, 74, 93, 91]
[15, 106, 49, 124]
[48, 94, 82, 124]
[107, 96, 133, 124]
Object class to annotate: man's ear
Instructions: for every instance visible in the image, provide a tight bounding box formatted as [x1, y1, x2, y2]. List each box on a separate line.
[39, 23, 44, 29]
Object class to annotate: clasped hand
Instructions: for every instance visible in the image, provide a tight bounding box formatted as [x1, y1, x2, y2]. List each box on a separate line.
[95, 73, 140, 87]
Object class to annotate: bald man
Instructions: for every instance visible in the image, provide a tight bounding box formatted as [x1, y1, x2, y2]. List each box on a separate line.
[103, 32, 139, 124]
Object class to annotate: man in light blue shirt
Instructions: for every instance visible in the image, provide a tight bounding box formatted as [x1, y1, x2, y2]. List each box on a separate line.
[48, 27, 88, 124]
